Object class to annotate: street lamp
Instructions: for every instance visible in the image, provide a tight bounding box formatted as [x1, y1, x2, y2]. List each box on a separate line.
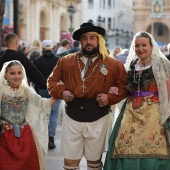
[125, 31, 129, 48]
[114, 29, 120, 46]
[68, 4, 75, 33]
[97, 15, 104, 26]
[13, 0, 19, 35]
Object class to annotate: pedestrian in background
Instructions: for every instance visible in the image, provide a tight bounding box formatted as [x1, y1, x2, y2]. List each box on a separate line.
[105, 31, 170, 170]
[115, 48, 129, 64]
[27, 39, 42, 62]
[0, 60, 57, 170]
[53, 42, 62, 56]
[33, 39, 61, 150]
[0, 33, 46, 88]
[56, 39, 71, 125]
[47, 22, 128, 170]
[22, 46, 29, 57]
[57, 39, 70, 58]
[111, 49, 129, 121]
[69, 40, 80, 53]
[111, 46, 122, 58]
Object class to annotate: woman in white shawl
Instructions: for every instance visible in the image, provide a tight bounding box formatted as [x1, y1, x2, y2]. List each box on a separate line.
[0, 60, 57, 170]
[105, 31, 170, 170]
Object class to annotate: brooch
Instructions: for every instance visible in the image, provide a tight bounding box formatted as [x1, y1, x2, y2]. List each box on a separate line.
[100, 64, 108, 75]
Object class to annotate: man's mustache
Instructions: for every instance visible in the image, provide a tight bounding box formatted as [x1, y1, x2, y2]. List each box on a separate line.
[85, 44, 93, 47]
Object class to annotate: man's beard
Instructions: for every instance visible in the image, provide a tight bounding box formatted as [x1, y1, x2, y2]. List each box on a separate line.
[82, 45, 99, 57]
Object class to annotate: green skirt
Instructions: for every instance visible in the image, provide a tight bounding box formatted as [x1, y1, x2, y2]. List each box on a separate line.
[104, 102, 170, 170]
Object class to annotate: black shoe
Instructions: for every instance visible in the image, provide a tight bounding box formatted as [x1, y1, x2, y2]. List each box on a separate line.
[48, 136, 56, 149]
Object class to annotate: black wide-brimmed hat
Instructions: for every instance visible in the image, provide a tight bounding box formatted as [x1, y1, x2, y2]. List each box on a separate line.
[72, 22, 106, 41]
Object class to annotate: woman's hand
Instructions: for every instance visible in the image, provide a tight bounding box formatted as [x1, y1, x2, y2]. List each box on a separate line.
[108, 86, 118, 95]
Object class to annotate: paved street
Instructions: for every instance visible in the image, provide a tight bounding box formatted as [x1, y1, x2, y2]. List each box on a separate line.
[43, 105, 119, 170]
[43, 125, 64, 170]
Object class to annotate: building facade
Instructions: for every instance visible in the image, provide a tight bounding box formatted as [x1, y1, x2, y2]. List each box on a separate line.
[79, 0, 134, 50]
[3, 0, 80, 45]
[4, 0, 134, 48]
[133, 0, 170, 45]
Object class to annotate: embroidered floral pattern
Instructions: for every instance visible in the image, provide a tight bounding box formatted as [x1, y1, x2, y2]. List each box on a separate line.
[1, 91, 28, 124]
[112, 101, 169, 159]
[112, 65, 170, 159]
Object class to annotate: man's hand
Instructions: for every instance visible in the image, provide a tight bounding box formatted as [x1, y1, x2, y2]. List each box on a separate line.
[96, 93, 109, 107]
[63, 90, 74, 102]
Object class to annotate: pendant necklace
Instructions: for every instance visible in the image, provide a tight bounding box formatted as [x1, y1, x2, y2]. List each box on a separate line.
[77, 56, 101, 93]
[6, 84, 22, 108]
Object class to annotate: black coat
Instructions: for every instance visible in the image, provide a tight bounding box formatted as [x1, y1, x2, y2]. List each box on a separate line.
[33, 50, 59, 89]
[0, 49, 46, 87]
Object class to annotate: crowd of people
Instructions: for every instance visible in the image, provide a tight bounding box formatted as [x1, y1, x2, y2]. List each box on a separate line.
[0, 22, 170, 170]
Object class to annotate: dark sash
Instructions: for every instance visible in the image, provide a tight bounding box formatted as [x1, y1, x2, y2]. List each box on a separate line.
[65, 98, 111, 122]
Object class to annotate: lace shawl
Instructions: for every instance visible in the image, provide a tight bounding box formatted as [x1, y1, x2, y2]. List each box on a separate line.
[0, 61, 51, 154]
[124, 32, 170, 124]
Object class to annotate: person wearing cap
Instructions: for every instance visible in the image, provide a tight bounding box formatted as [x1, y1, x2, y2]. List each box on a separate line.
[47, 22, 128, 170]
[33, 39, 61, 150]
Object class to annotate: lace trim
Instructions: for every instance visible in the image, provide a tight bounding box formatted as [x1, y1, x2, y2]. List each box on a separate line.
[31, 127, 46, 170]
[124, 32, 170, 124]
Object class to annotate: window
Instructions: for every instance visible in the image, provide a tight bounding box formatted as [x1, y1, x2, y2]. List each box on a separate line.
[112, 17, 115, 29]
[157, 23, 164, 36]
[108, 18, 111, 30]
[102, 17, 105, 28]
[100, 0, 102, 8]
[113, 0, 115, 7]
[108, 0, 111, 8]
[88, 0, 93, 8]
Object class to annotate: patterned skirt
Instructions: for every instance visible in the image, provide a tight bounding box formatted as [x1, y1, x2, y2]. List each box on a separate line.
[104, 100, 170, 170]
[0, 124, 45, 170]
